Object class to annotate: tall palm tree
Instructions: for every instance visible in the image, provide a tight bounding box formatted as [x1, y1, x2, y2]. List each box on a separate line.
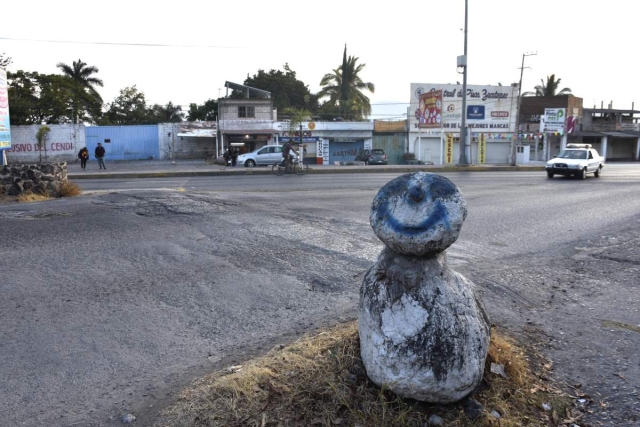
[56, 59, 104, 98]
[57, 59, 104, 124]
[318, 46, 375, 121]
[151, 102, 185, 123]
[523, 74, 571, 96]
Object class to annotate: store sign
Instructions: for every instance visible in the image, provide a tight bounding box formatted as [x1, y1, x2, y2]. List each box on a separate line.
[445, 133, 454, 164]
[417, 90, 442, 128]
[617, 122, 639, 131]
[280, 136, 318, 143]
[467, 105, 485, 120]
[479, 133, 487, 164]
[540, 108, 566, 133]
[317, 139, 329, 165]
[410, 83, 516, 132]
[0, 69, 11, 150]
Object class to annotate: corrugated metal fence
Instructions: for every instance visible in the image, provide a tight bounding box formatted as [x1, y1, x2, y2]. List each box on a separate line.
[85, 125, 160, 161]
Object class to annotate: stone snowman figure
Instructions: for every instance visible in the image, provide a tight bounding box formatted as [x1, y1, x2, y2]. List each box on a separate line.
[358, 172, 491, 404]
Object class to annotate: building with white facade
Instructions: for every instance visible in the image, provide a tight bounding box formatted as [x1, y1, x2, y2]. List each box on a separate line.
[409, 83, 518, 165]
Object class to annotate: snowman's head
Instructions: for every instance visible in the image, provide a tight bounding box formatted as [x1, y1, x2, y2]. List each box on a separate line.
[370, 172, 467, 256]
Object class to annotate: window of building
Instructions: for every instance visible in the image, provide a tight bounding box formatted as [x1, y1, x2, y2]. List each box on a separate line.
[238, 106, 255, 118]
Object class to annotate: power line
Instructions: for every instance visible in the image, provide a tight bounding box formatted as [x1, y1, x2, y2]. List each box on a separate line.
[0, 36, 244, 49]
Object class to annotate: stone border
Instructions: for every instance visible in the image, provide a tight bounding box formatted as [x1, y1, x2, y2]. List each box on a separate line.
[0, 163, 68, 197]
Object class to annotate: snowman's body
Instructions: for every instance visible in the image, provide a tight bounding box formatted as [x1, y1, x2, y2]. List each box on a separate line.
[359, 173, 490, 403]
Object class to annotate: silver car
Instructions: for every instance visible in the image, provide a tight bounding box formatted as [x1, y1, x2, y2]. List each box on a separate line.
[236, 145, 298, 167]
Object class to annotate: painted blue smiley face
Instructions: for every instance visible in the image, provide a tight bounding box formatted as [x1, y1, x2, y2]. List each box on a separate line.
[370, 173, 467, 256]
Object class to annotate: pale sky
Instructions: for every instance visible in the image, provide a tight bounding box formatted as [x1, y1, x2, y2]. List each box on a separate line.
[2, 0, 637, 121]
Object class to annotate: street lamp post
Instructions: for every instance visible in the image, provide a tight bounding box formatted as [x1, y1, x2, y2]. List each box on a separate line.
[458, 0, 470, 165]
[511, 52, 537, 165]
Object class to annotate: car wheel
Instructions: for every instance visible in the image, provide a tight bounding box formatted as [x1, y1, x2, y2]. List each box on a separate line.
[579, 167, 587, 180]
[547, 171, 554, 179]
[245, 160, 256, 168]
[594, 166, 601, 177]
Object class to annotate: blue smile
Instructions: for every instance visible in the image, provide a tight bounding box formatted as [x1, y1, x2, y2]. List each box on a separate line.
[380, 199, 451, 236]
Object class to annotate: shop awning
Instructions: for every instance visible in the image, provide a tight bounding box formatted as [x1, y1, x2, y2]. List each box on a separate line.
[222, 129, 278, 134]
[573, 131, 603, 137]
[600, 131, 638, 138]
[177, 129, 216, 137]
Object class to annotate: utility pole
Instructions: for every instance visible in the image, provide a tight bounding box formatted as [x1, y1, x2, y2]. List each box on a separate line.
[458, 0, 470, 165]
[511, 51, 537, 165]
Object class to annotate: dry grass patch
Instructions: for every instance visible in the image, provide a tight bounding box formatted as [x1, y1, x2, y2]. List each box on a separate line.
[157, 323, 581, 427]
[16, 191, 52, 203]
[59, 181, 82, 197]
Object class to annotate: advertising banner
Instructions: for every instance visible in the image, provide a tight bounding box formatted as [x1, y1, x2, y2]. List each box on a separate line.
[0, 69, 11, 151]
[541, 108, 566, 133]
[417, 90, 442, 128]
[410, 83, 517, 132]
[445, 133, 454, 164]
[479, 133, 487, 164]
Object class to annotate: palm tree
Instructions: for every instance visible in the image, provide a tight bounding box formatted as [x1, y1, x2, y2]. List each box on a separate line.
[523, 74, 571, 96]
[57, 59, 104, 123]
[318, 45, 375, 121]
[56, 59, 104, 98]
[151, 102, 185, 122]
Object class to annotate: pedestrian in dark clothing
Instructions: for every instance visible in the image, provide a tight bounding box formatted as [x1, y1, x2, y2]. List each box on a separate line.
[231, 149, 238, 166]
[78, 147, 89, 170]
[95, 143, 106, 169]
[282, 141, 298, 173]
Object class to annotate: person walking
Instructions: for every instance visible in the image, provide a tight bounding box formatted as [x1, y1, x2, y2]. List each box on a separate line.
[95, 142, 106, 170]
[78, 147, 89, 170]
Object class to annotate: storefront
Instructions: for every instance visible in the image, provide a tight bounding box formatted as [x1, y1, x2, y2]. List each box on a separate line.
[222, 131, 277, 155]
[408, 83, 518, 164]
[275, 121, 374, 165]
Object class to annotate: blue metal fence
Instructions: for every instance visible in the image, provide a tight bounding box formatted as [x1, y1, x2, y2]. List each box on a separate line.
[85, 125, 159, 161]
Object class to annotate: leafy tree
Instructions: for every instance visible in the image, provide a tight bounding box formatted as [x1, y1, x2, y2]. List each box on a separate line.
[523, 74, 571, 97]
[187, 99, 218, 121]
[0, 53, 12, 70]
[243, 64, 319, 112]
[101, 86, 155, 125]
[318, 45, 375, 121]
[7, 71, 101, 125]
[150, 101, 184, 122]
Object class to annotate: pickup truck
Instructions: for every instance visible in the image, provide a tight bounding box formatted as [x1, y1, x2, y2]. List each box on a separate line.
[545, 144, 604, 179]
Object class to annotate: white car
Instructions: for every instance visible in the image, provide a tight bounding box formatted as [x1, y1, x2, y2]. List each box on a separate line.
[236, 144, 298, 167]
[545, 144, 604, 179]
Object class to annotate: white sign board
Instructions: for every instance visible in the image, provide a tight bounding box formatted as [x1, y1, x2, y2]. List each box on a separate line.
[540, 108, 566, 133]
[410, 83, 517, 132]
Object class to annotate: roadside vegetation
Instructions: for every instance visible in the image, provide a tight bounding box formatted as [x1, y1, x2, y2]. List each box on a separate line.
[157, 322, 582, 427]
[1, 180, 82, 203]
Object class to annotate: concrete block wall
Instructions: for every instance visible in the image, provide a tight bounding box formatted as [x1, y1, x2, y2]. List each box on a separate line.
[5, 124, 85, 164]
[158, 123, 219, 160]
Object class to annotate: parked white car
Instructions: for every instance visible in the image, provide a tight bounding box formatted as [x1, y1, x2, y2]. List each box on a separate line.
[545, 144, 604, 179]
[236, 144, 298, 167]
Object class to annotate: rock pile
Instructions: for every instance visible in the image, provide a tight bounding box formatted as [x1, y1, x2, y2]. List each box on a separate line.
[0, 163, 68, 197]
[359, 172, 491, 403]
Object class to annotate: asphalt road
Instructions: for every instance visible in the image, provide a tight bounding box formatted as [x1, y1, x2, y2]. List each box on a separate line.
[1, 164, 639, 426]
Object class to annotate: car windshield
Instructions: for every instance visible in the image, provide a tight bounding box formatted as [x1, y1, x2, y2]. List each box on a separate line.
[557, 150, 587, 160]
